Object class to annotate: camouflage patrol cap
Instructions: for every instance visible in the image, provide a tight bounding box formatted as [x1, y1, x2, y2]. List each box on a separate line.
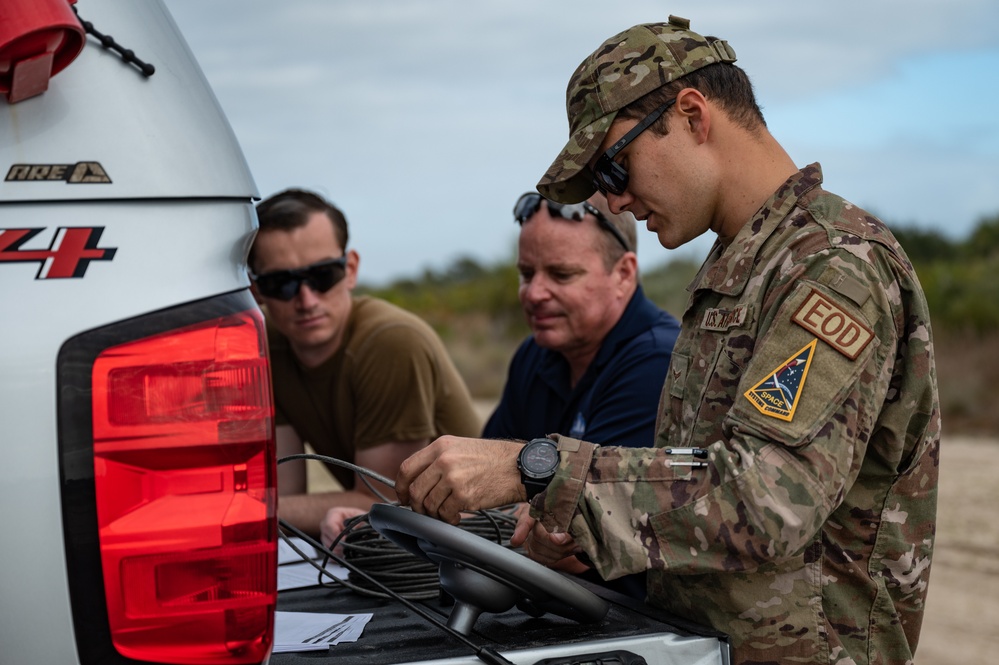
[537, 16, 737, 203]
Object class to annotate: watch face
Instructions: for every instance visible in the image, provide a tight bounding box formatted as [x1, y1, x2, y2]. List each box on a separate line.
[523, 440, 559, 475]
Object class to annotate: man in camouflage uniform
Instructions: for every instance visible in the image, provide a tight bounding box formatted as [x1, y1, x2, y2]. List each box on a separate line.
[397, 16, 940, 665]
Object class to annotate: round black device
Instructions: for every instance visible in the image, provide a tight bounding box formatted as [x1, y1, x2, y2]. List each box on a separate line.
[366, 503, 608, 635]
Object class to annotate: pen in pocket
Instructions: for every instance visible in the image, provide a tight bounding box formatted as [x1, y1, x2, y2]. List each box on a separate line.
[664, 447, 708, 458]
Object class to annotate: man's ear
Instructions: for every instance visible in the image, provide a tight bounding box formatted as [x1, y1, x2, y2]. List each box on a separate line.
[344, 249, 360, 290]
[615, 251, 639, 294]
[248, 277, 265, 305]
[675, 87, 710, 144]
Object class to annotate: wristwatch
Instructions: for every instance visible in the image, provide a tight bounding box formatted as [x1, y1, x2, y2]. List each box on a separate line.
[517, 437, 560, 500]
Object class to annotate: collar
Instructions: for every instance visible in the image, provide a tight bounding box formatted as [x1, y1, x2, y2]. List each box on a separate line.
[693, 163, 824, 297]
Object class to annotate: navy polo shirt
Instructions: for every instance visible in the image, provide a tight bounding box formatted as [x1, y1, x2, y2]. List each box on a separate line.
[483, 284, 680, 448]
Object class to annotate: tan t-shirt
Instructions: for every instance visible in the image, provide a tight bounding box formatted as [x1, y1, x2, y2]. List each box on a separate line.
[268, 296, 481, 489]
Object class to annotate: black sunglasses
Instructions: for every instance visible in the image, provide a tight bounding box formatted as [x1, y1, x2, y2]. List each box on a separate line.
[513, 192, 630, 252]
[591, 98, 676, 196]
[250, 256, 347, 301]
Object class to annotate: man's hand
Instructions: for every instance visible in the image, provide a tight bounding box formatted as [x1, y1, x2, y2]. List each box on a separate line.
[396, 436, 526, 524]
[320, 506, 367, 550]
[511, 504, 589, 573]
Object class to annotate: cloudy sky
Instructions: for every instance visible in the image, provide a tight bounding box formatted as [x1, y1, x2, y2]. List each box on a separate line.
[163, 0, 999, 287]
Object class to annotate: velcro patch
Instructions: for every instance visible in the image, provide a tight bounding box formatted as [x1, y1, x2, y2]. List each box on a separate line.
[700, 305, 748, 331]
[743, 339, 817, 421]
[792, 288, 873, 360]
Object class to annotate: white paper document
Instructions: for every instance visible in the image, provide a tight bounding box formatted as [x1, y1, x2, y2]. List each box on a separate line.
[273, 611, 372, 653]
[277, 535, 349, 590]
[278, 559, 349, 591]
[278, 536, 320, 564]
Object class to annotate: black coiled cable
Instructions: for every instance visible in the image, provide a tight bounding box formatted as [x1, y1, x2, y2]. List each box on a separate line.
[322, 505, 521, 600]
[277, 452, 524, 600]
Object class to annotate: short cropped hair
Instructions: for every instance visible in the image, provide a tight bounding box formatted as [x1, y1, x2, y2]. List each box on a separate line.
[595, 206, 637, 271]
[618, 62, 766, 135]
[250, 188, 349, 272]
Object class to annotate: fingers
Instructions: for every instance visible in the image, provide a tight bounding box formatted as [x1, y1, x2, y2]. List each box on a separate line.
[398, 437, 524, 519]
[397, 436, 467, 516]
[319, 512, 340, 550]
[523, 521, 580, 566]
[550, 555, 591, 574]
[320, 523, 335, 550]
[319, 506, 366, 549]
[523, 535, 565, 566]
[548, 531, 572, 546]
[415, 479, 458, 524]
[396, 443, 440, 507]
[413, 480, 485, 525]
[509, 504, 535, 547]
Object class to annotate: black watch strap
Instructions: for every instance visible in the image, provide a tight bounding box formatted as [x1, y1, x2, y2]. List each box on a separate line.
[522, 476, 551, 501]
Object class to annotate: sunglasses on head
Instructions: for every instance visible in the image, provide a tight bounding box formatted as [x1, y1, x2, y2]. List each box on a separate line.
[250, 256, 347, 301]
[513, 192, 630, 252]
[591, 98, 676, 196]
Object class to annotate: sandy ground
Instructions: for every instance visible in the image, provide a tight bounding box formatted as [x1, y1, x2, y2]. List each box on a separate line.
[304, 433, 998, 662]
[916, 436, 999, 663]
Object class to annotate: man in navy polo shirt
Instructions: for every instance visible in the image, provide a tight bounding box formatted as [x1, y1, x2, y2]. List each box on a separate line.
[484, 191, 680, 450]
[484, 191, 680, 599]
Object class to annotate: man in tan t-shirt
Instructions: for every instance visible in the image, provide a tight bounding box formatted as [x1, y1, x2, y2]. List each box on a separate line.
[249, 188, 481, 542]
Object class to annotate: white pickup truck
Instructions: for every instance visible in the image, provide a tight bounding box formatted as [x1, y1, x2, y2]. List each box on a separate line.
[0, 3, 728, 665]
[2, 1, 275, 663]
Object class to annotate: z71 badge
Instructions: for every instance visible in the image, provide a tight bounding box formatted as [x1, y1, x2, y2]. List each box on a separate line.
[0, 227, 117, 278]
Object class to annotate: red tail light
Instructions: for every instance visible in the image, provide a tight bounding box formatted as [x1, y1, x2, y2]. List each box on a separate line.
[89, 307, 276, 664]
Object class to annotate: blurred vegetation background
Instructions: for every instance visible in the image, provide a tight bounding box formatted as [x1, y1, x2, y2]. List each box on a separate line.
[359, 213, 999, 438]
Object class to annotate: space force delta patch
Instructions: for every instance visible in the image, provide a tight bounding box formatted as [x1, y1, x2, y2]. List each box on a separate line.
[744, 339, 817, 421]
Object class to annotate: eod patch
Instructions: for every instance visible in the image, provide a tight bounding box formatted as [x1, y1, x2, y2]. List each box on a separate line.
[791, 288, 872, 360]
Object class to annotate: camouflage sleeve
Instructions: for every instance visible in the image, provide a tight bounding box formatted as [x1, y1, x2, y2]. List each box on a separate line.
[531, 246, 922, 581]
